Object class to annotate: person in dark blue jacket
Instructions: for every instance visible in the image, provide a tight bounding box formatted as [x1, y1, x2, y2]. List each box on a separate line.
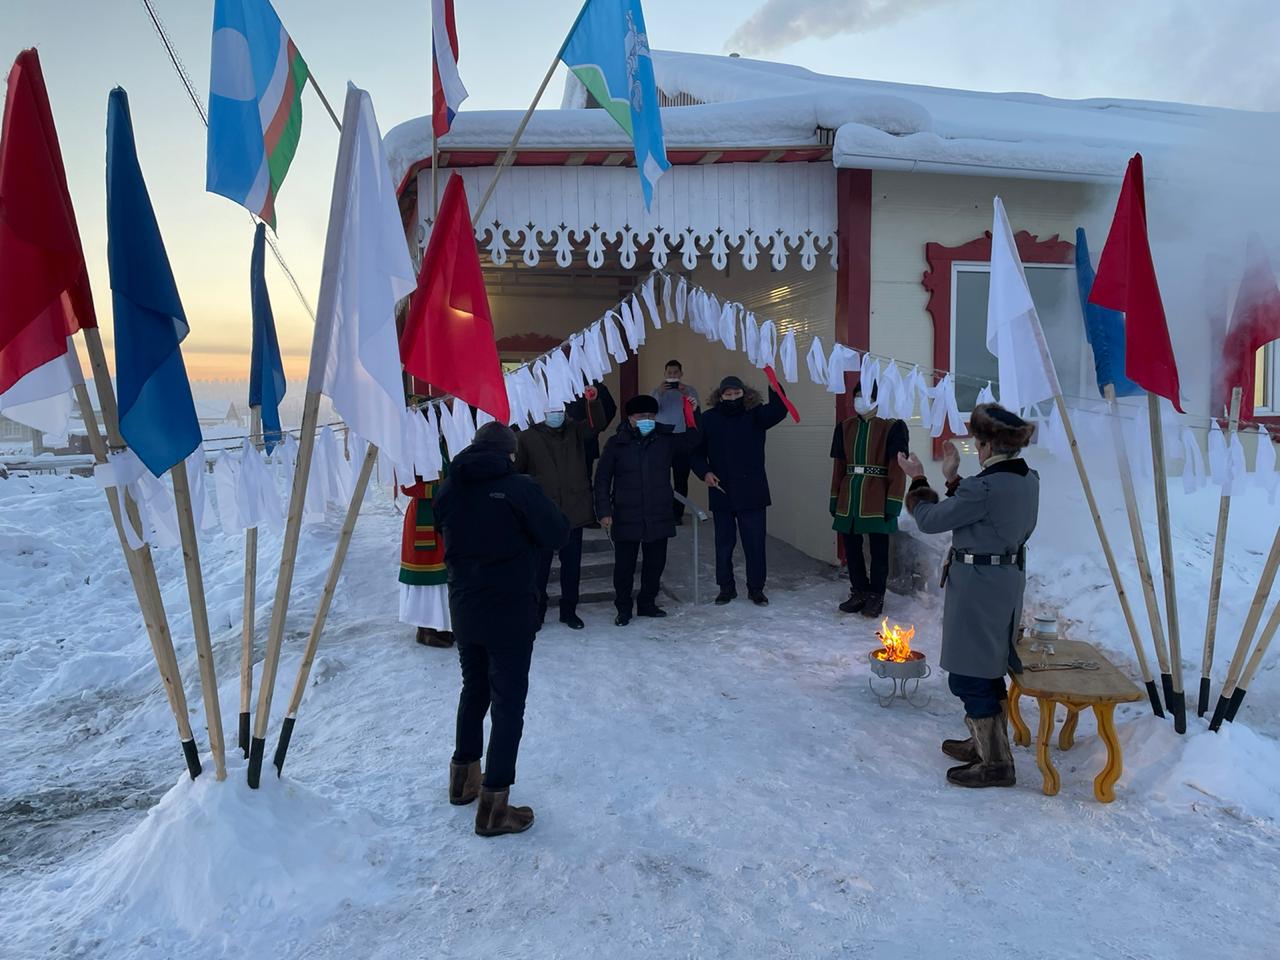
[691, 376, 789, 606]
[435, 422, 570, 837]
[594, 394, 699, 626]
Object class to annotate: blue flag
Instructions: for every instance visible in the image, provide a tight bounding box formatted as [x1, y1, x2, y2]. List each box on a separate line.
[1076, 227, 1141, 398]
[560, 0, 669, 208]
[107, 88, 201, 478]
[249, 222, 286, 452]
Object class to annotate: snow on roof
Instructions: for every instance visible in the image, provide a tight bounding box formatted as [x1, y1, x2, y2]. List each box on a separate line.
[383, 49, 1270, 189]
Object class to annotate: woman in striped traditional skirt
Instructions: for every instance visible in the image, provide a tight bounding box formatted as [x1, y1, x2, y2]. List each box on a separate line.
[400, 470, 453, 648]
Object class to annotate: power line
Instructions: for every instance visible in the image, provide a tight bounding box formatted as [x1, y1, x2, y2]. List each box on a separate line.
[137, 0, 316, 322]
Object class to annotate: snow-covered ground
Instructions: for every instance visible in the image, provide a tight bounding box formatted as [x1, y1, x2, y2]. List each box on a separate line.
[2, 454, 1279, 959]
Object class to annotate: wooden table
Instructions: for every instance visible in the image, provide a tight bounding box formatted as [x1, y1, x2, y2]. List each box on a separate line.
[1006, 638, 1143, 803]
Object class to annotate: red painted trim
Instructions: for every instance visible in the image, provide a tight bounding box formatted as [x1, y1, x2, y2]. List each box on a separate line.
[620, 354, 639, 409]
[921, 229, 1075, 458]
[497, 332, 562, 354]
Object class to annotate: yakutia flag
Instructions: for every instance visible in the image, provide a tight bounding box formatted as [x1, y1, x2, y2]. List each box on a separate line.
[207, 0, 309, 229]
[0, 49, 95, 441]
[432, 0, 468, 138]
[986, 197, 1060, 412]
[307, 84, 417, 470]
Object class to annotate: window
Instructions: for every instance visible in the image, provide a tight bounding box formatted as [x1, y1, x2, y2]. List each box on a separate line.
[1258, 344, 1276, 415]
[950, 262, 1087, 412]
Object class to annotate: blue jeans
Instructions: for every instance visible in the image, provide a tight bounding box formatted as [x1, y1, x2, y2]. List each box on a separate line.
[948, 673, 1007, 719]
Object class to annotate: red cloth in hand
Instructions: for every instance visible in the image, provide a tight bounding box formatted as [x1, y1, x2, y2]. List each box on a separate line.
[683, 394, 697, 428]
[764, 365, 801, 423]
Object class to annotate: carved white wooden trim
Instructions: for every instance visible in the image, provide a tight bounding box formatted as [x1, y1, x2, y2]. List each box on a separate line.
[415, 163, 838, 272]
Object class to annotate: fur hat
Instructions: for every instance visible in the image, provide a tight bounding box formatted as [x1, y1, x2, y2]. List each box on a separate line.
[473, 422, 518, 455]
[968, 403, 1035, 448]
[625, 394, 660, 417]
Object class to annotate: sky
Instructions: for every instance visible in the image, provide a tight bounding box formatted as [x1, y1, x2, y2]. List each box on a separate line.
[5, 0, 1279, 380]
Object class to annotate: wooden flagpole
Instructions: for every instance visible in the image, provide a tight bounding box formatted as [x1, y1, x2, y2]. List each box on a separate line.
[79, 327, 202, 778]
[1147, 394, 1186, 733]
[239, 407, 263, 757]
[431, 123, 440, 220]
[1055, 393, 1159, 707]
[307, 75, 343, 133]
[170, 463, 227, 781]
[1198, 387, 1243, 716]
[1210, 526, 1280, 730]
[1103, 385, 1168, 716]
[1225, 594, 1280, 724]
[248, 390, 321, 787]
[472, 52, 563, 224]
[272, 442, 380, 774]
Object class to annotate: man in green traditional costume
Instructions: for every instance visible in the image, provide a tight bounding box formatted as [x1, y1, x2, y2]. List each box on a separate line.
[829, 381, 910, 619]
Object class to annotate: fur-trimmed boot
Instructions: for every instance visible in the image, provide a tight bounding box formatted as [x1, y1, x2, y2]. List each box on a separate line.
[475, 787, 535, 837]
[942, 706, 1007, 763]
[416, 627, 454, 648]
[449, 761, 482, 806]
[946, 715, 1016, 788]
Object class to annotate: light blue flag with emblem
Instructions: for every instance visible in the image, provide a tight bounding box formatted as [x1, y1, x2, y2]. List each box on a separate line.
[560, 0, 670, 208]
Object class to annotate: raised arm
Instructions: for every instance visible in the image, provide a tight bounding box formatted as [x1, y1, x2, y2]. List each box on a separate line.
[754, 386, 789, 430]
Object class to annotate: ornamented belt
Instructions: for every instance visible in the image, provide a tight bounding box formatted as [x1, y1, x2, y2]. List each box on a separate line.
[846, 465, 888, 477]
[950, 547, 1026, 568]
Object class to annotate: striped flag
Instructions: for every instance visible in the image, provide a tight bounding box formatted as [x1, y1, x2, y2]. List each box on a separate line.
[0, 49, 95, 441]
[432, 0, 468, 137]
[207, 0, 308, 229]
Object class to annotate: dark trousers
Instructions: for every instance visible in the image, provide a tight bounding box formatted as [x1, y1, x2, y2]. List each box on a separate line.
[713, 508, 767, 592]
[613, 538, 668, 613]
[535, 526, 584, 619]
[453, 634, 535, 789]
[671, 448, 690, 520]
[948, 673, 1007, 720]
[844, 531, 890, 596]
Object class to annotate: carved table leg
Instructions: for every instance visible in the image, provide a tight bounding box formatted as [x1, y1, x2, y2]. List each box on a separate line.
[1092, 703, 1123, 803]
[1007, 677, 1031, 748]
[1035, 698, 1060, 796]
[1058, 707, 1080, 752]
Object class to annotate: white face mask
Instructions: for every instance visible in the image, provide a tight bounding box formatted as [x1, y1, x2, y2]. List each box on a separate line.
[853, 396, 872, 416]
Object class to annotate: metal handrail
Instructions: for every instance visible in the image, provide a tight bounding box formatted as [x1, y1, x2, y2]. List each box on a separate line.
[673, 492, 709, 606]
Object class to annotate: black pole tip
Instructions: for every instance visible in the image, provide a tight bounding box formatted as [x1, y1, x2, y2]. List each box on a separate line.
[247, 737, 266, 789]
[273, 716, 296, 777]
[1173, 691, 1187, 734]
[181, 738, 202, 780]
[1209, 694, 1229, 732]
[1161, 674, 1175, 714]
[1197, 677, 1211, 718]
[238, 713, 251, 759]
[1224, 686, 1246, 723]
[1145, 680, 1165, 718]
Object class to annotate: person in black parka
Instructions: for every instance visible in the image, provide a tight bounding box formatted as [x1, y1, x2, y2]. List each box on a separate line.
[690, 376, 789, 606]
[435, 422, 570, 837]
[594, 393, 700, 626]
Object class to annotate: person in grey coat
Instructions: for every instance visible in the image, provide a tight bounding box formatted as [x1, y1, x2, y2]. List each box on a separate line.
[898, 404, 1039, 789]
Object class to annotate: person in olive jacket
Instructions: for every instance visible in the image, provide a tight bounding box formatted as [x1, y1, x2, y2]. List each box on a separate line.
[435, 423, 570, 837]
[690, 375, 788, 606]
[594, 393, 699, 626]
[516, 386, 607, 630]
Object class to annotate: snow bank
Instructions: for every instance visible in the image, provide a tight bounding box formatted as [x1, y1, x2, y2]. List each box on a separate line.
[15, 756, 388, 944]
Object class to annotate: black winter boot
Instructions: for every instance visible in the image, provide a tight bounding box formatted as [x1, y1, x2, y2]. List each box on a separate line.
[946, 715, 1016, 788]
[475, 787, 535, 837]
[449, 761, 482, 806]
[715, 586, 737, 605]
[637, 605, 667, 619]
[839, 590, 869, 614]
[749, 590, 769, 606]
[859, 594, 885, 619]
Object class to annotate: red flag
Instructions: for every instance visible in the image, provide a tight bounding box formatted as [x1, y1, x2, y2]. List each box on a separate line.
[0, 48, 96, 396]
[1089, 153, 1183, 412]
[1220, 238, 1280, 420]
[400, 174, 509, 422]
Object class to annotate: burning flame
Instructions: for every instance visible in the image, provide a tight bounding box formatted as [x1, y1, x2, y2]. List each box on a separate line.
[874, 619, 916, 662]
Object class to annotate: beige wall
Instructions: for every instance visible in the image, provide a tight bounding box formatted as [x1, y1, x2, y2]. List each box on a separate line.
[869, 171, 1112, 463]
[638, 260, 840, 562]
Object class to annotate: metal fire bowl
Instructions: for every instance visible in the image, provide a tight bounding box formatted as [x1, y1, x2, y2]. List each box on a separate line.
[868, 650, 928, 680]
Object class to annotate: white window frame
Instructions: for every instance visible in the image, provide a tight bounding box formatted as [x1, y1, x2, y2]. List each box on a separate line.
[1258, 342, 1278, 416]
[949, 261, 1086, 413]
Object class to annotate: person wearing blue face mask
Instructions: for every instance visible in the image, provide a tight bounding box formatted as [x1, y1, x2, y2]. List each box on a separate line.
[595, 393, 700, 626]
[515, 387, 606, 630]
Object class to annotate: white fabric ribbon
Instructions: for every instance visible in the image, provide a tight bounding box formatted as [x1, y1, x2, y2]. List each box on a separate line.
[825, 343, 860, 394]
[780, 331, 798, 383]
[1208, 420, 1229, 488]
[640, 276, 661, 331]
[976, 381, 997, 406]
[662, 272, 676, 325]
[1254, 428, 1277, 503]
[718, 302, 738, 351]
[744, 313, 760, 367]
[858, 355, 880, 409]
[94, 447, 205, 550]
[755, 318, 778, 371]
[806, 336, 828, 387]
[603, 310, 629, 365]
[1180, 426, 1207, 494]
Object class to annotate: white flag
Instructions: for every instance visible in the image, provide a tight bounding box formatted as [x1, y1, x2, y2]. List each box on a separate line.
[306, 84, 417, 471]
[0, 338, 83, 442]
[987, 197, 1060, 412]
